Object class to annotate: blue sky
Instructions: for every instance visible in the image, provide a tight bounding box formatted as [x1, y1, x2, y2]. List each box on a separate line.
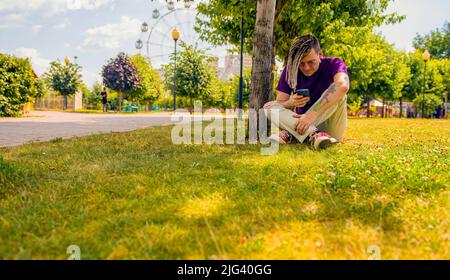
[1, 0, 449, 87]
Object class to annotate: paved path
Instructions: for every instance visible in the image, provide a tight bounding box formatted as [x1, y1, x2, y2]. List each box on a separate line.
[0, 111, 195, 147]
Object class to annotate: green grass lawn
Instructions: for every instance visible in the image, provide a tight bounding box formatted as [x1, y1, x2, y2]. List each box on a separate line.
[0, 118, 449, 260]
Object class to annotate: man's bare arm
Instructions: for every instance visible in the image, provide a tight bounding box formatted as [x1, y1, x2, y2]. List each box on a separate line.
[307, 73, 350, 117]
[276, 90, 311, 109]
[275, 90, 294, 109]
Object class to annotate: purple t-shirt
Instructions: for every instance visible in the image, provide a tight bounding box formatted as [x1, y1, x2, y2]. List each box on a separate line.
[276, 57, 348, 114]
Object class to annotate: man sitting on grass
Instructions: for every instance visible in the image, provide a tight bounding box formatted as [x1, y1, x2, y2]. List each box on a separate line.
[264, 34, 350, 150]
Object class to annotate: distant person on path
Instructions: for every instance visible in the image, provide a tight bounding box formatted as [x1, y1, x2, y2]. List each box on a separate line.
[264, 34, 350, 150]
[101, 88, 108, 112]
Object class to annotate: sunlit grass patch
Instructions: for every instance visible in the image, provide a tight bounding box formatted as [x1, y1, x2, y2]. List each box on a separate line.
[0, 118, 449, 259]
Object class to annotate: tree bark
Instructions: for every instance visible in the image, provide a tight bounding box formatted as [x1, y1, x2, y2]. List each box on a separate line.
[250, 0, 276, 116]
[366, 92, 370, 118]
[399, 97, 402, 118]
[445, 92, 448, 119]
[63, 95, 68, 111]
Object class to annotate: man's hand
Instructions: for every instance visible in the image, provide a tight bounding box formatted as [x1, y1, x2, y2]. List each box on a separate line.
[293, 111, 318, 135]
[289, 94, 310, 108]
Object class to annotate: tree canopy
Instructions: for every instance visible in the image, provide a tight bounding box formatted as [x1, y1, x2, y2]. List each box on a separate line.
[195, 0, 403, 63]
[413, 22, 450, 59]
[102, 52, 140, 96]
[0, 53, 39, 116]
[45, 58, 82, 109]
[163, 42, 212, 111]
[129, 54, 165, 106]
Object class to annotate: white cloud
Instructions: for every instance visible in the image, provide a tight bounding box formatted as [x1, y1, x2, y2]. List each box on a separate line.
[81, 16, 141, 49]
[9, 47, 99, 86]
[32, 25, 43, 33]
[10, 48, 52, 75]
[0, 0, 113, 15]
[0, 13, 26, 28]
[53, 18, 71, 29]
[379, 0, 450, 51]
[82, 69, 101, 87]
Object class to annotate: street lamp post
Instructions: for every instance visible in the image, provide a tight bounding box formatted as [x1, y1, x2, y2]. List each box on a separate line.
[172, 27, 180, 112]
[422, 50, 430, 118]
[238, 2, 244, 119]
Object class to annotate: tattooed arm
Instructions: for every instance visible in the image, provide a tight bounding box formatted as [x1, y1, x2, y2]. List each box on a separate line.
[294, 72, 350, 135]
[309, 73, 350, 117]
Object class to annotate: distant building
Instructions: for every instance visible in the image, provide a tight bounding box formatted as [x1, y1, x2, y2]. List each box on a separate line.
[218, 53, 252, 80]
[155, 53, 252, 81]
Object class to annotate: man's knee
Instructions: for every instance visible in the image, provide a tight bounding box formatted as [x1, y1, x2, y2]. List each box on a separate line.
[263, 100, 282, 110]
[263, 101, 284, 122]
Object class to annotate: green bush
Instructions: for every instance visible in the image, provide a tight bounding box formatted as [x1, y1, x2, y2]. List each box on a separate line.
[0, 53, 38, 117]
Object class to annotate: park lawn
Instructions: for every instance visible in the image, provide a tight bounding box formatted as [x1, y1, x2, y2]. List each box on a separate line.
[0, 118, 449, 260]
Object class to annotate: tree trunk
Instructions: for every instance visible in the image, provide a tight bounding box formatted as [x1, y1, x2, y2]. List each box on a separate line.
[382, 99, 385, 118]
[366, 92, 370, 118]
[118, 93, 122, 112]
[399, 97, 402, 118]
[63, 95, 68, 110]
[250, 0, 276, 133]
[445, 93, 448, 119]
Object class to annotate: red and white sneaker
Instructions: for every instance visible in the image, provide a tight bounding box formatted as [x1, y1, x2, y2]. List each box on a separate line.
[308, 131, 338, 150]
[269, 130, 297, 144]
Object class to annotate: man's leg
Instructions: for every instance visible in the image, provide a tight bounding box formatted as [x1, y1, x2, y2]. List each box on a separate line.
[316, 95, 348, 142]
[263, 101, 316, 142]
[264, 94, 347, 143]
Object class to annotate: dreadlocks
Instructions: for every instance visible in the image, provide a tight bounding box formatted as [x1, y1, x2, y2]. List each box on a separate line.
[286, 34, 321, 90]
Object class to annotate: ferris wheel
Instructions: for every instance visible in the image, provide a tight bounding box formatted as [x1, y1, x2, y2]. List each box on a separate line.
[134, 0, 221, 69]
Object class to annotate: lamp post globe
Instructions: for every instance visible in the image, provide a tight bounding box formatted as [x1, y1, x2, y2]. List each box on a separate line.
[171, 27, 180, 41]
[422, 50, 430, 61]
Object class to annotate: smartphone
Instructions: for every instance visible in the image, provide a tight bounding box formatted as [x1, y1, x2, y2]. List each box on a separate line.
[294, 89, 311, 107]
[295, 89, 310, 97]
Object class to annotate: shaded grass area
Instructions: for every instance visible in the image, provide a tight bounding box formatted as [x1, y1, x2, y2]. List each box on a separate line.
[0, 118, 449, 259]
